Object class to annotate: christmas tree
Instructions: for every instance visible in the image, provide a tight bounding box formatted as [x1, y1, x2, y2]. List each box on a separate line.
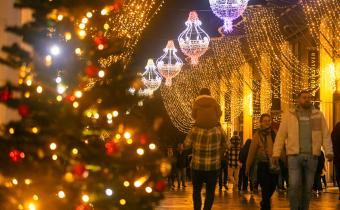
[0, 0, 169, 209]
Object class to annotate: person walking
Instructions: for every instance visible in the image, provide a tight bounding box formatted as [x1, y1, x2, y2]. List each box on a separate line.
[176, 143, 187, 188]
[246, 114, 279, 210]
[184, 87, 228, 210]
[167, 147, 176, 190]
[219, 150, 229, 191]
[272, 90, 333, 210]
[238, 139, 252, 192]
[331, 121, 340, 200]
[228, 131, 242, 191]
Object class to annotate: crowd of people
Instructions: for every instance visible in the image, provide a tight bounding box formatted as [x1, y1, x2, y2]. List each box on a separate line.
[165, 88, 340, 210]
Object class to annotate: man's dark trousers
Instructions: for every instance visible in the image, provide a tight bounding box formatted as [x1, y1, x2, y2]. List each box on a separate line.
[192, 169, 219, 210]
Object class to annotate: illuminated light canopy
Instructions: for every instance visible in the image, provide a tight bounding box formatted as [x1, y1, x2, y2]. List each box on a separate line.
[141, 59, 162, 92]
[209, 0, 249, 32]
[178, 11, 210, 65]
[156, 40, 183, 86]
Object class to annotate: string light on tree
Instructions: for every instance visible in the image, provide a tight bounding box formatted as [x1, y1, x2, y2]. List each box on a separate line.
[156, 40, 183, 86]
[209, 0, 249, 33]
[178, 11, 210, 65]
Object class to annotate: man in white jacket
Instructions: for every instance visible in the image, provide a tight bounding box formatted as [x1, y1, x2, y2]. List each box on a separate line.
[272, 90, 333, 210]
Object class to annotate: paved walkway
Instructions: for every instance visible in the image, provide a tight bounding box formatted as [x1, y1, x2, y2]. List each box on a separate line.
[157, 184, 340, 210]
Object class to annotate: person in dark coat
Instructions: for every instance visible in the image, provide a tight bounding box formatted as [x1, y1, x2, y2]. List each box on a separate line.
[331, 122, 340, 200]
[219, 150, 228, 191]
[313, 151, 325, 194]
[238, 139, 252, 191]
[176, 143, 187, 188]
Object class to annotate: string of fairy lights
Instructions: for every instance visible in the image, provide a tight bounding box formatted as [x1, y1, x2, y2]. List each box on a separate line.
[301, 0, 339, 53]
[156, 3, 337, 132]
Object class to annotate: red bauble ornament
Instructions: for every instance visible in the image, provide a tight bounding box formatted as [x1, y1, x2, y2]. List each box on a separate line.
[76, 204, 93, 210]
[155, 180, 166, 192]
[18, 104, 30, 118]
[140, 134, 148, 145]
[9, 149, 25, 163]
[72, 163, 86, 178]
[93, 35, 107, 46]
[105, 141, 119, 155]
[0, 88, 11, 101]
[65, 95, 75, 102]
[85, 65, 98, 78]
[112, 0, 123, 11]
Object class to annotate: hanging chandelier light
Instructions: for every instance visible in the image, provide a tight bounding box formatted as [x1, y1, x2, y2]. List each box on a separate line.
[209, 0, 249, 33]
[156, 40, 183, 86]
[178, 11, 210, 65]
[141, 59, 162, 93]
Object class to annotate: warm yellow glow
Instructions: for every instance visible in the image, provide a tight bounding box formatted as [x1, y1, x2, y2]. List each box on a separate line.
[98, 70, 105, 78]
[57, 14, 64, 21]
[28, 203, 36, 210]
[107, 113, 113, 119]
[120, 199, 126, 205]
[126, 138, 133, 144]
[25, 179, 32, 185]
[149, 143, 156, 150]
[18, 204, 24, 210]
[101, 8, 109, 15]
[75, 91, 82, 98]
[79, 23, 86, 29]
[56, 95, 63, 102]
[9, 128, 15, 134]
[32, 127, 39, 134]
[104, 23, 110, 30]
[124, 132, 131, 139]
[36, 86, 43, 94]
[134, 176, 148, 188]
[82, 17, 88, 24]
[98, 44, 104, 50]
[94, 113, 100, 119]
[137, 148, 144, 156]
[134, 180, 142, 188]
[45, 55, 53, 66]
[52, 154, 58, 160]
[33, 195, 39, 201]
[24, 92, 30, 98]
[57, 84, 66, 94]
[12, 178, 18, 185]
[86, 12, 93, 18]
[73, 101, 79, 109]
[72, 148, 78, 155]
[64, 32, 72, 41]
[58, 191, 65, 198]
[26, 79, 32, 86]
[145, 187, 153, 193]
[64, 172, 74, 182]
[115, 134, 121, 139]
[78, 30, 86, 39]
[50, 143, 57, 150]
[82, 194, 90, 203]
[75, 48, 82, 55]
[113, 111, 119, 117]
[123, 181, 130, 187]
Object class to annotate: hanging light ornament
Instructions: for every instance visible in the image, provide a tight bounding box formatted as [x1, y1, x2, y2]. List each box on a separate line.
[178, 11, 210, 65]
[156, 40, 183, 86]
[209, 0, 249, 33]
[141, 59, 162, 93]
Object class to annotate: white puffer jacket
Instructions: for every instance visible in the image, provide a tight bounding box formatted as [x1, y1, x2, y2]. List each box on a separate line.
[272, 108, 333, 157]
